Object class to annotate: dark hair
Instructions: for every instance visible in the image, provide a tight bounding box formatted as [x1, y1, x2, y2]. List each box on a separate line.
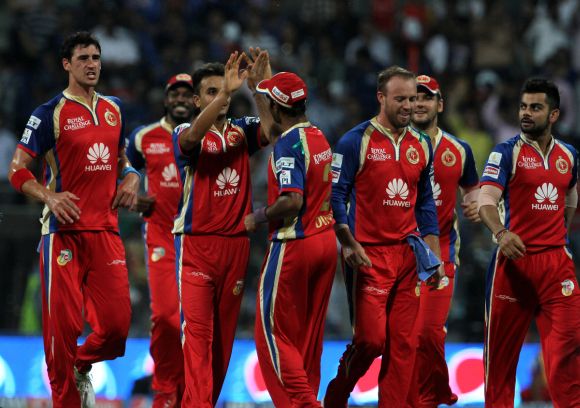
[521, 78, 560, 110]
[60, 32, 101, 60]
[377, 66, 415, 93]
[192, 63, 225, 94]
[270, 98, 306, 117]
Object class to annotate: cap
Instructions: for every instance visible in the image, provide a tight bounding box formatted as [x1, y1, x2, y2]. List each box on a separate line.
[416, 75, 441, 97]
[256, 72, 307, 108]
[165, 73, 194, 92]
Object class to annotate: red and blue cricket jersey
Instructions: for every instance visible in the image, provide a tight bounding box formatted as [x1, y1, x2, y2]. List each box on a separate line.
[126, 117, 181, 228]
[172, 117, 262, 236]
[431, 129, 479, 263]
[480, 134, 578, 252]
[331, 118, 439, 244]
[266, 121, 334, 240]
[17, 91, 125, 235]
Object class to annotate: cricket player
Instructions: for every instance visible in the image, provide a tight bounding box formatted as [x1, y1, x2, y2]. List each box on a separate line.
[325, 66, 443, 407]
[172, 52, 267, 406]
[408, 74, 480, 407]
[245, 66, 337, 408]
[126, 73, 196, 407]
[479, 78, 579, 407]
[7, 32, 138, 408]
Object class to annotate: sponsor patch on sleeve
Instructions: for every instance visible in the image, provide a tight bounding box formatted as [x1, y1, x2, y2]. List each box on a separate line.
[488, 152, 502, 166]
[280, 169, 292, 185]
[244, 116, 260, 125]
[174, 123, 190, 135]
[20, 128, 32, 144]
[332, 153, 343, 168]
[483, 165, 500, 179]
[275, 157, 295, 171]
[27, 115, 41, 129]
[332, 169, 341, 183]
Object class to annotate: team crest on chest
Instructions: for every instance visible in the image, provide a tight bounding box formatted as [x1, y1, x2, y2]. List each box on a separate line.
[555, 156, 569, 175]
[406, 145, 420, 165]
[227, 130, 243, 147]
[441, 148, 456, 167]
[104, 109, 117, 126]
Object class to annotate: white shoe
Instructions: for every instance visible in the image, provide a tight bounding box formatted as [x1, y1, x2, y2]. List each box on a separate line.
[74, 367, 96, 408]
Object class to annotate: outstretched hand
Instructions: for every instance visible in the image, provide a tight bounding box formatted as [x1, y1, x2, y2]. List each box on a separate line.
[245, 47, 272, 91]
[224, 51, 248, 94]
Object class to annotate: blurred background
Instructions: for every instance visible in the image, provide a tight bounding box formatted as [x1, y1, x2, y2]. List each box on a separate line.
[0, 0, 578, 405]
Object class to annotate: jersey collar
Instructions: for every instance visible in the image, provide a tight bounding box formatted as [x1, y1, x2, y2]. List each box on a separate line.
[520, 133, 555, 159]
[280, 121, 311, 138]
[371, 117, 408, 146]
[63, 89, 98, 108]
[209, 119, 230, 137]
[160, 116, 175, 134]
[432, 127, 443, 150]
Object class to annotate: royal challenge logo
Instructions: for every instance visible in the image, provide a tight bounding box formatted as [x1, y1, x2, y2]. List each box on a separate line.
[214, 167, 240, 197]
[161, 163, 179, 188]
[532, 182, 558, 211]
[85, 142, 112, 172]
[383, 178, 411, 207]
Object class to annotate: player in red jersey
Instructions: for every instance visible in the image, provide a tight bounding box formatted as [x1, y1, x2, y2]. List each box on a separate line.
[408, 75, 480, 407]
[126, 73, 196, 407]
[7, 32, 139, 408]
[325, 66, 444, 408]
[244, 54, 337, 407]
[172, 52, 269, 406]
[479, 78, 579, 408]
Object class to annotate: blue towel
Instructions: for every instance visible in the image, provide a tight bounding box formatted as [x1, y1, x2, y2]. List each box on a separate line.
[406, 234, 441, 281]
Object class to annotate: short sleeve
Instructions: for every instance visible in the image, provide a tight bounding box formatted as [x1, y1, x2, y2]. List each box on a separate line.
[459, 141, 479, 188]
[272, 133, 304, 195]
[232, 116, 262, 155]
[18, 105, 55, 157]
[480, 143, 513, 191]
[126, 126, 146, 170]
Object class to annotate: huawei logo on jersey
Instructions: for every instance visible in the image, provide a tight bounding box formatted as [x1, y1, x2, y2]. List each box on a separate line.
[214, 167, 240, 197]
[85, 143, 112, 172]
[162, 163, 177, 181]
[386, 178, 409, 199]
[532, 182, 559, 211]
[383, 178, 411, 207]
[160, 163, 179, 188]
[432, 181, 442, 206]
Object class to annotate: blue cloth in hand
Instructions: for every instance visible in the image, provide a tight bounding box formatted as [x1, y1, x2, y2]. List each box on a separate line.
[406, 234, 441, 281]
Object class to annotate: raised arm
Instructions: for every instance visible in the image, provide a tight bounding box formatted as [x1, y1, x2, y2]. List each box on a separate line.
[246, 48, 277, 144]
[179, 51, 248, 153]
